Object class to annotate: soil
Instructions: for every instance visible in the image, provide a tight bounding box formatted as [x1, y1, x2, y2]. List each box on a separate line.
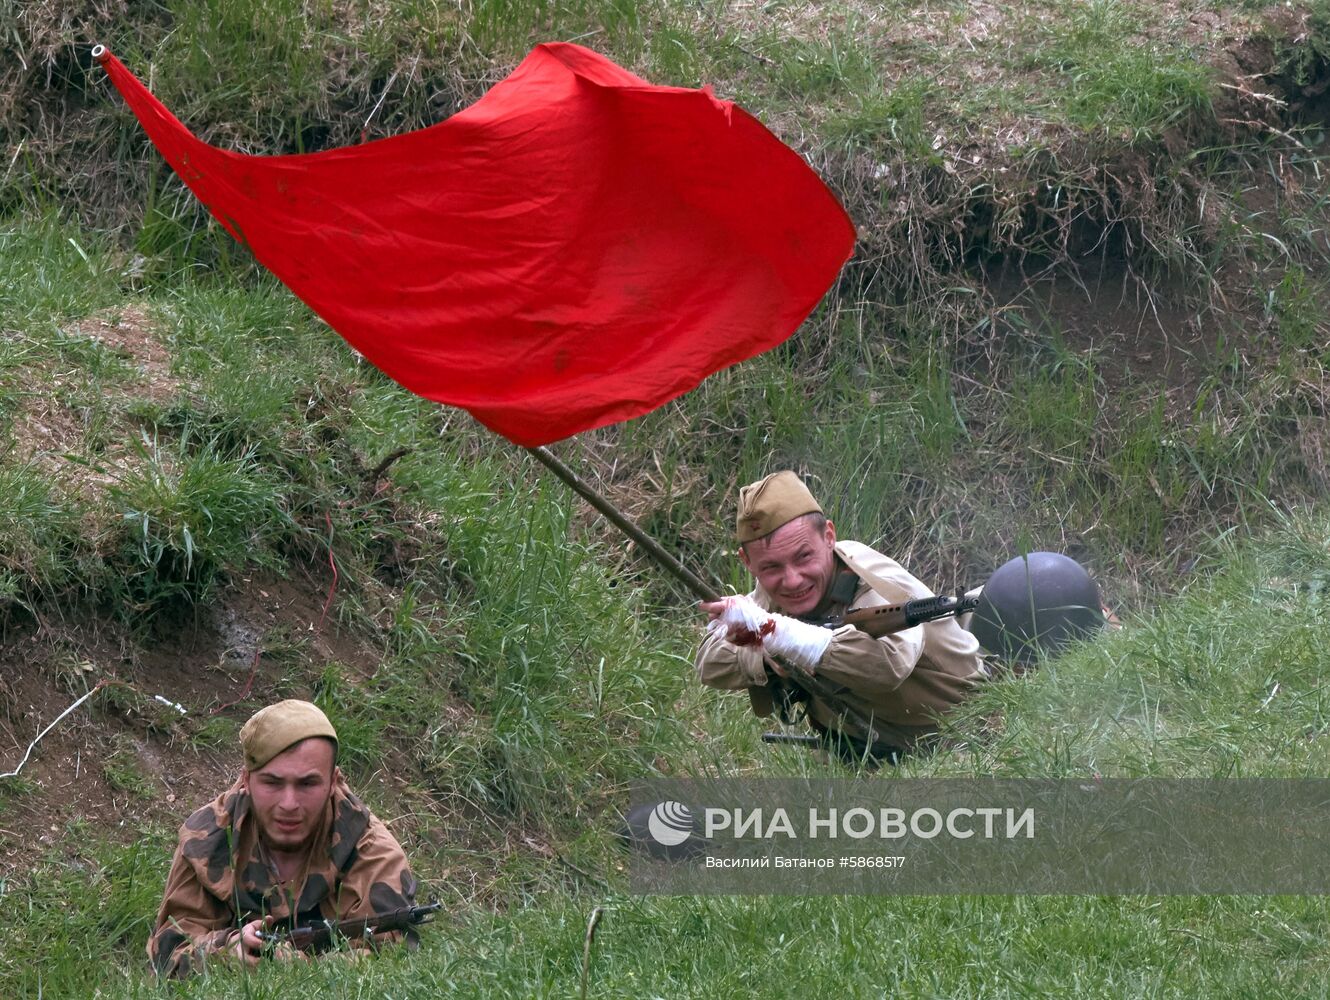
[0, 561, 386, 875]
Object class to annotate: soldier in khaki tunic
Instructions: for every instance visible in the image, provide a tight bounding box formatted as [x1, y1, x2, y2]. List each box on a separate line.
[147, 700, 419, 976]
[697, 471, 987, 763]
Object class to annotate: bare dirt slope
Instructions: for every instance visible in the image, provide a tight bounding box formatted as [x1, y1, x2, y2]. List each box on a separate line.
[0, 565, 392, 872]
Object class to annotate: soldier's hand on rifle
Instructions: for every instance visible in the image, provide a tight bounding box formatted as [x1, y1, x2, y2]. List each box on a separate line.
[238, 916, 307, 965]
[234, 916, 274, 968]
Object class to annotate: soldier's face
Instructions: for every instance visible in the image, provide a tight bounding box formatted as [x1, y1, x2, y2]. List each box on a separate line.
[740, 515, 837, 617]
[244, 737, 338, 852]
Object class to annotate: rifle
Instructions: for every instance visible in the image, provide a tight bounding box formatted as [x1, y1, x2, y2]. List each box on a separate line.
[255, 901, 441, 954]
[833, 590, 980, 638]
[763, 590, 980, 737]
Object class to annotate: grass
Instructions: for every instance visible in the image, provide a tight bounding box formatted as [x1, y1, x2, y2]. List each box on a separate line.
[103, 741, 157, 800]
[0, 463, 75, 614]
[1017, 0, 1215, 138]
[9, 203, 1330, 991]
[11, 867, 1330, 997]
[937, 511, 1330, 778]
[8, 514, 1330, 996]
[6, 0, 1330, 996]
[0, 0, 1297, 268]
[104, 431, 292, 611]
[0, 222, 125, 331]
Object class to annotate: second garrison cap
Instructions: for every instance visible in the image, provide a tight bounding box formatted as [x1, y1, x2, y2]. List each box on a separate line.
[240, 699, 338, 771]
[735, 471, 822, 544]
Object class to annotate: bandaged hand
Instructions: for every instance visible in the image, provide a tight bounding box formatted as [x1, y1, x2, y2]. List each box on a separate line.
[705, 594, 832, 672]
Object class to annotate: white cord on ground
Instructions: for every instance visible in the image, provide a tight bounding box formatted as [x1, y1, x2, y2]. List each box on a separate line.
[0, 684, 104, 780]
[154, 695, 187, 715]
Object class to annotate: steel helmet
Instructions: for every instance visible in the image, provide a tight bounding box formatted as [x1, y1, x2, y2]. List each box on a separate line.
[969, 551, 1104, 664]
[617, 800, 708, 861]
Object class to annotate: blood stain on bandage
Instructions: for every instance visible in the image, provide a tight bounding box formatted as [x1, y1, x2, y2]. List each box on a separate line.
[731, 618, 777, 647]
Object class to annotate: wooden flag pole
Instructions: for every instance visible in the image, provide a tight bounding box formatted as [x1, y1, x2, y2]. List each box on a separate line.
[527, 445, 720, 602]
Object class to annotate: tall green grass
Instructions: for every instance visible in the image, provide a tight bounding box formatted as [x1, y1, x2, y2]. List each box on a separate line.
[104, 431, 291, 610]
[0, 219, 125, 330]
[11, 862, 1330, 999]
[0, 464, 76, 615]
[939, 510, 1330, 778]
[1018, 0, 1214, 138]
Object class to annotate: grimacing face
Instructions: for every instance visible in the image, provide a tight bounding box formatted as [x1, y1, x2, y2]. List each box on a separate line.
[243, 737, 339, 852]
[739, 513, 837, 617]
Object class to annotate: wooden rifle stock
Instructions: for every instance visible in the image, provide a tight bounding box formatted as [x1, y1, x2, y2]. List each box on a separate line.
[834, 591, 981, 638]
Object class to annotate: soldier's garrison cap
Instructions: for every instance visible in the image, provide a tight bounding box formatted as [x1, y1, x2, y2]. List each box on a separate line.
[736, 471, 823, 544]
[240, 700, 338, 771]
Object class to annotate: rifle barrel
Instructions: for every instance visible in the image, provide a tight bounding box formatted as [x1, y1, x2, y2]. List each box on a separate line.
[260, 902, 442, 953]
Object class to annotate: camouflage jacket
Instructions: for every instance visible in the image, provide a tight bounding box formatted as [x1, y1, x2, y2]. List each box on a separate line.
[147, 774, 418, 977]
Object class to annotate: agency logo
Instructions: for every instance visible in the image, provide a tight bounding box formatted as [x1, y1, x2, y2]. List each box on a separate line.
[619, 799, 706, 861]
[646, 801, 695, 846]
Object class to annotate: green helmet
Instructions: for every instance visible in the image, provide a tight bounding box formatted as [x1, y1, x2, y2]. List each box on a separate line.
[969, 551, 1104, 664]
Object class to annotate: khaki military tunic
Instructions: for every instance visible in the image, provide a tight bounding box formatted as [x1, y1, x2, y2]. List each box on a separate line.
[696, 540, 987, 749]
[147, 774, 418, 977]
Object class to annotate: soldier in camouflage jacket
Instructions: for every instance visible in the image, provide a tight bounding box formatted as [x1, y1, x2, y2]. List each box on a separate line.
[147, 700, 419, 976]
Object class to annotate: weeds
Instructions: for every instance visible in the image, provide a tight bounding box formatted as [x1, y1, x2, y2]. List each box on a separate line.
[1020, 0, 1215, 138]
[104, 432, 290, 613]
[0, 464, 75, 615]
[939, 510, 1330, 778]
[5, 2, 1330, 996]
[0, 218, 124, 331]
[103, 741, 156, 800]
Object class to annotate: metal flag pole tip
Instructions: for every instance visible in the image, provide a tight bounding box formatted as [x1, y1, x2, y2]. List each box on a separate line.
[91, 44, 107, 63]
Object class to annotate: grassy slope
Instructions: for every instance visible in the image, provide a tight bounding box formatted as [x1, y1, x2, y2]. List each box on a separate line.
[5, 0, 1330, 996]
[10, 0, 1330, 591]
[10, 501, 1330, 997]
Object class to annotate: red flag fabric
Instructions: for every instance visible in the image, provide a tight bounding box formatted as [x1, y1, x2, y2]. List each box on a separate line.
[98, 43, 855, 446]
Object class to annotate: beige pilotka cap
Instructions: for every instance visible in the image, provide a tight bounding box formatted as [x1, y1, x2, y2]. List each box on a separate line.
[735, 471, 823, 544]
[240, 700, 338, 771]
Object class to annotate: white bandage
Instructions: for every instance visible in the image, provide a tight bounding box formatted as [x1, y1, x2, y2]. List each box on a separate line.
[709, 594, 771, 639]
[710, 595, 833, 672]
[765, 614, 834, 670]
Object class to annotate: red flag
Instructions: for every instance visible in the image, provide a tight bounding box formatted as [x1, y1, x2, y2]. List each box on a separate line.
[98, 43, 855, 446]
